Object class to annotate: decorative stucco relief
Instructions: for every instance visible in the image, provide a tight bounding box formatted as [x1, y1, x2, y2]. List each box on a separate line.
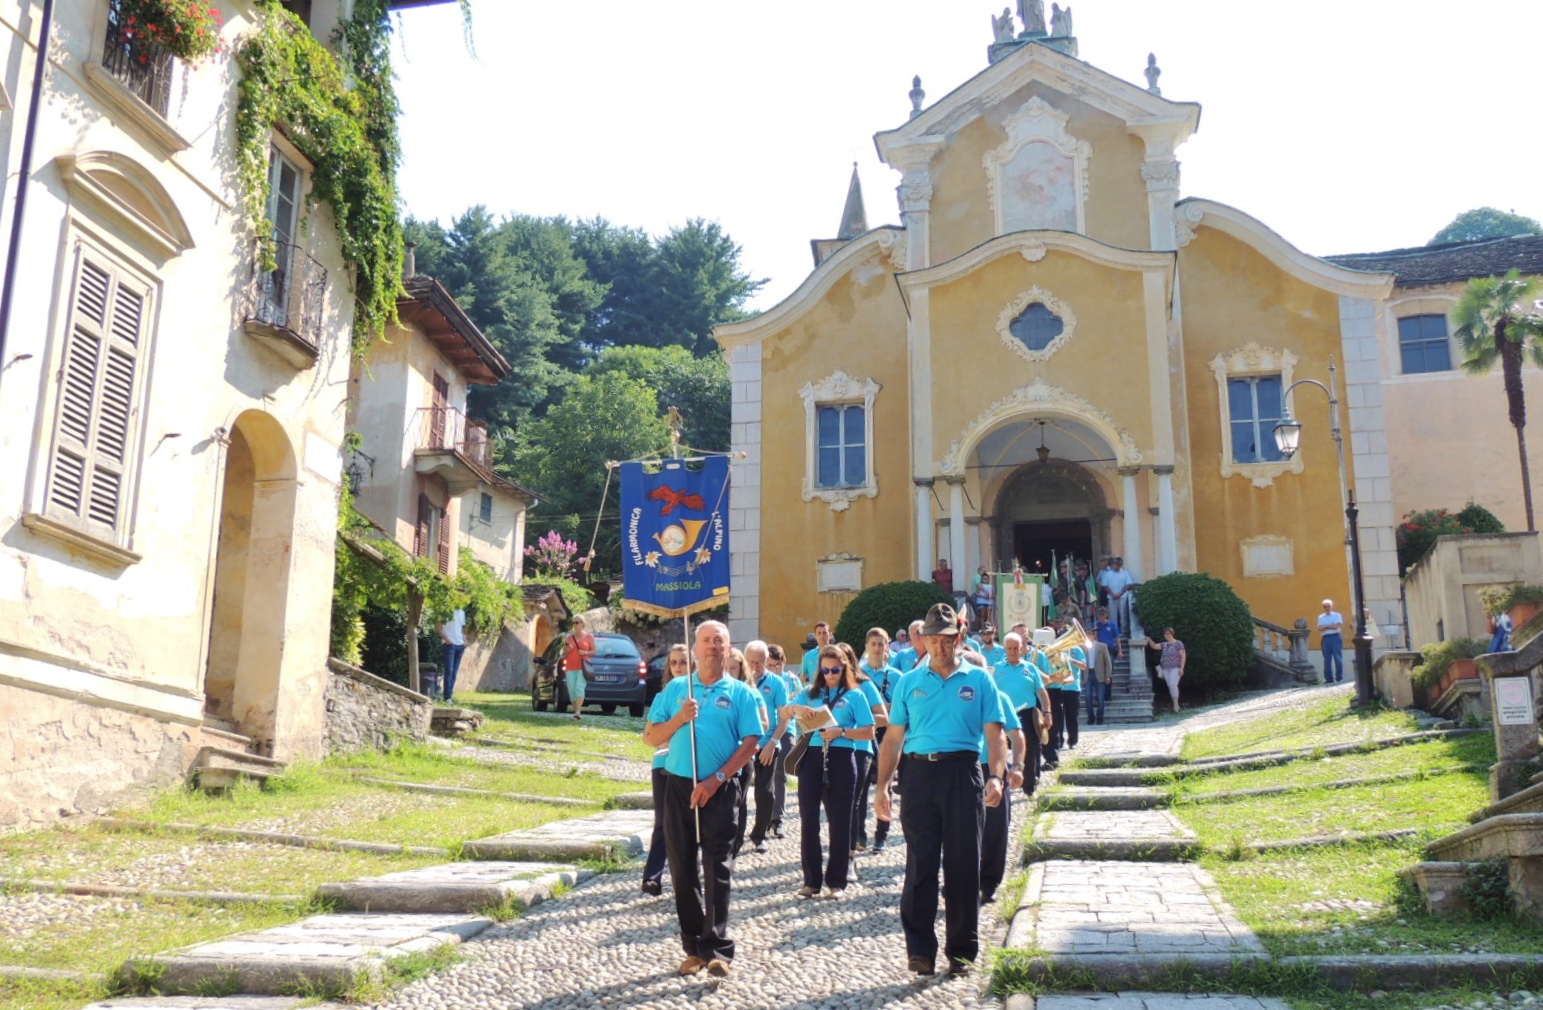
[799, 370, 881, 512]
[875, 229, 908, 271]
[1175, 203, 1206, 248]
[983, 97, 1091, 236]
[938, 377, 1144, 475]
[994, 285, 1077, 363]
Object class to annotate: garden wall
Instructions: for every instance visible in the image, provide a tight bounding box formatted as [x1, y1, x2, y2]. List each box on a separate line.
[1405, 533, 1542, 648]
[324, 659, 432, 754]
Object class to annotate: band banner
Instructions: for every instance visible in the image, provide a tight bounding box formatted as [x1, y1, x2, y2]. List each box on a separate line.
[619, 456, 731, 617]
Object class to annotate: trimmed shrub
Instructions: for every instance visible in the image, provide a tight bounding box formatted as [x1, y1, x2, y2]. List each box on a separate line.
[1410, 637, 1488, 689]
[1134, 573, 1255, 691]
[833, 580, 955, 650]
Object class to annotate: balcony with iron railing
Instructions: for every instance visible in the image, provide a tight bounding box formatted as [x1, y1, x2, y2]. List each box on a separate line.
[242, 240, 329, 368]
[99, 0, 176, 117]
[412, 406, 493, 496]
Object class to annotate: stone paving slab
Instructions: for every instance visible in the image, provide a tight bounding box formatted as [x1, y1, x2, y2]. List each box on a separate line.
[1011, 860, 1261, 958]
[1025, 810, 1200, 862]
[317, 860, 594, 913]
[84, 999, 304, 1009]
[1014, 994, 1290, 1010]
[1041, 788, 1170, 811]
[129, 912, 492, 996]
[609, 790, 654, 809]
[461, 809, 655, 861]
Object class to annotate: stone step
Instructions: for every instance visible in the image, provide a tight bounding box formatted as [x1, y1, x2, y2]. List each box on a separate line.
[84, 998, 304, 1009]
[1077, 753, 1179, 769]
[1470, 782, 1543, 823]
[200, 724, 255, 753]
[1059, 769, 1152, 787]
[1040, 787, 1169, 811]
[1400, 861, 1481, 915]
[430, 706, 486, 738]
[193, 746, 285, 791]
[462, 809, 654, 861]
[124, 912, 492, 996]
[609, 790, 654, 810]
[1428, 813, 1543, 862]
[318, 861, 591, 914]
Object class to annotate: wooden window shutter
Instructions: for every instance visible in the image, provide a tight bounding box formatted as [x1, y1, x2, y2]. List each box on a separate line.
[46, 249, 148, 539]
[415, 493, 433, 557]
[437, 504, 452, 575]
[430, 372, 449, 448]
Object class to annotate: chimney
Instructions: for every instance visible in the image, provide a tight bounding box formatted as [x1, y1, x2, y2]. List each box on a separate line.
[404, 241, 417, 280]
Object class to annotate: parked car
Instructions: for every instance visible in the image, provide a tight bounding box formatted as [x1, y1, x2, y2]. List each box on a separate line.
[531, 632, 649, 717]
[645, 652, 670, 701]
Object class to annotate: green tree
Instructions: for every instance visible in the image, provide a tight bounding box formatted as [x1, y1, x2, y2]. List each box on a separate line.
[574, 217, 765, 354]
[507, 372, 672, 573]
[585, 345, 730, 451]
[1453, 269, 1543, 530]
[1429, 207, 1543, 245]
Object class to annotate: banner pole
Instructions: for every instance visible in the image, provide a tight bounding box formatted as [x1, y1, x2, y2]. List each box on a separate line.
[684, 608, 699, 842]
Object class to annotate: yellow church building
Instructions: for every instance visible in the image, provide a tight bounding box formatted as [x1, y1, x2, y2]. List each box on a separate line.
[715, 17, 1402, 651]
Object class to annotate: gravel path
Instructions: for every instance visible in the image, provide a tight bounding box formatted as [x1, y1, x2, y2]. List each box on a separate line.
[360, 799, 1023, 1010]
[444, 747, 654, 783]
[1073, 684, 1354, 761]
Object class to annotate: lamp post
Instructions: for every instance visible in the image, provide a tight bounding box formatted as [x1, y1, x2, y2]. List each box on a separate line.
[1272, 360, 1375, 707]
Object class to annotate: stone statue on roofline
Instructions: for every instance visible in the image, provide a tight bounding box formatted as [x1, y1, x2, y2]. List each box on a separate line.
[1018, 0, 1047, 35]
[992, 7, 1016, 42]
[1051, 3, 1073, 37]
[1145, 53, 1162, 95]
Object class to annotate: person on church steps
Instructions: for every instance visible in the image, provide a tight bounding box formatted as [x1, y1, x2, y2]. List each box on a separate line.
[1098, 556, 1133, 635]
[744, 641, 790, 855]
[784, 645, 875, 900]
[876, 602, 1006, 977]
[1086, 631, 1114, 725]
[640, 644, 690, 897]
[932, 558, 954, 595]
[643, 621, 763, 978]
[995, 631, 1050, 795]
[841, 641, 889, 855]
[859, 628, 903, 850]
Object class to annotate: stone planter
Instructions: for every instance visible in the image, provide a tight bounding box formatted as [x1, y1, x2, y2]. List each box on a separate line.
[1509, 601, 1543, 633]
[1425, 658, 1480, 709]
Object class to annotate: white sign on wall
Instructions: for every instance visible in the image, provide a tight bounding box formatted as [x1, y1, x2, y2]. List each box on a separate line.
[1496, 677, 1535, 727]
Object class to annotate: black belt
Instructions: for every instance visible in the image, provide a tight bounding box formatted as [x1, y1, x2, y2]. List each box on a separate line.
[908, 750, 978, 762]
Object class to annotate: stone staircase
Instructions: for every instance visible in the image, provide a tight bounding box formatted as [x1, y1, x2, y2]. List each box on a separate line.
[1407, 762, 1543, 920]
[194, 716, 286, 791]
[1103, 637, 1155, 723]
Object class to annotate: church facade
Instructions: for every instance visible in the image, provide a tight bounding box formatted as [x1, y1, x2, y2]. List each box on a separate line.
[716, 24, 1402, 650]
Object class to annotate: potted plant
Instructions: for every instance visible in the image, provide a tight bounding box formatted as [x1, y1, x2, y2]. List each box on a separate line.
[1410, 637, 1489, 706]
[117, 0, 224, 62]
[1479, 583, 1543, 633]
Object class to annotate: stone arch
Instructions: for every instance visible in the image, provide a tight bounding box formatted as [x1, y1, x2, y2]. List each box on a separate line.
[991, 458, 1115, 576]
[937, 377, 1142, 476]
[204, 411, 298, 752]
[57, 150, 195, 258]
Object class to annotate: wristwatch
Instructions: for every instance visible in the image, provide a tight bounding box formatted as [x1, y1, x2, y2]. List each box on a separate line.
[714, 771, 727, 784]
[987, 774, 1004, 785]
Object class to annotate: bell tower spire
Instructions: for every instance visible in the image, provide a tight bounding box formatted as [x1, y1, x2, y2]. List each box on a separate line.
[836, 163, 868, 241]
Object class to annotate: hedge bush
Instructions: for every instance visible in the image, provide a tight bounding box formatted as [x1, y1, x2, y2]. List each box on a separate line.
[833, 580, 955, 650]
[1134, 573, 1255, 690]
[1396, 503, 1505, 574]
[1410, 637, 1489, 689]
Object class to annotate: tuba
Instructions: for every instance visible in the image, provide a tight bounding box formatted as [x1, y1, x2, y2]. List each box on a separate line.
[1038, 620, 1092, 687]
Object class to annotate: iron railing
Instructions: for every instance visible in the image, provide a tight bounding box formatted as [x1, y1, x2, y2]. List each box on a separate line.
[244, 240, 328, 352]
[101, 0, 175, 116]
[414, 406, 491, 470]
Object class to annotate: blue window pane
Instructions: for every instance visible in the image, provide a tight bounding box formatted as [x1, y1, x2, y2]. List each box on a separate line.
[1398, 315, 1452, 374]
[1008, 302, 1066, 352]
[1232, 421, 1260, 462]
[843, 405, 864, 447]
[845, 444, 865, 484]
[1227, 379, 1253, 421]
[818, 406, 840, 448]
[1254, 376, 1282, 420]
[818, 447, 840, 487]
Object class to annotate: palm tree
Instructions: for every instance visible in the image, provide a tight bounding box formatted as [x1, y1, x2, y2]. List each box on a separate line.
[1454, 269, 1543, 531]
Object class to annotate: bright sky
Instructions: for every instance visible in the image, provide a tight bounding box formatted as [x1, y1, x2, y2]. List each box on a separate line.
[393, 1, 1543, 313]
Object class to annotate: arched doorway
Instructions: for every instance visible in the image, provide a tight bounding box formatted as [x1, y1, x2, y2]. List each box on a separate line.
[992, 459, 1113, 577]
[204, 411, 298, 753]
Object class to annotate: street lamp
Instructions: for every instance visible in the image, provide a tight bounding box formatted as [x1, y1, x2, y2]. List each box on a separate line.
[1271, 359, 1375, 707]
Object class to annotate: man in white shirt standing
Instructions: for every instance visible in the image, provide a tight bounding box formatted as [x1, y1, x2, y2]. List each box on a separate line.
[1317, 599, 1345, 684]
[1096, 558, 1133, 636]
[439, 608, 467, 702]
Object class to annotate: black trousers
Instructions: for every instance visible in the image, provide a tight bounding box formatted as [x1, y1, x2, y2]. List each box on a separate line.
[851, 750, 873, 848]
[643, 766, 668, 885]
[732, 763, 752, 857]
[662, 772, 740, 962]
[899, 756, 984, 966]
[1043, 690, 1063, 764]
[771, 732, 791, 830]
[1061, 689, 1080, 749]
[798, 745, 858, 890]
[1017, 708, 1040, 796]
[749, 736, 785, 845]
[980, 761, 1012, 901]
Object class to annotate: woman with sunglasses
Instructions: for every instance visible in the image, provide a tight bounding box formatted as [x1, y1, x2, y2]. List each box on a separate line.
[782, 645, 875, 899]
[640, 644, 690, 896]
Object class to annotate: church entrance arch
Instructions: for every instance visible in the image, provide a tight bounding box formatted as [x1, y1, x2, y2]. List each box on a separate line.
[991, 458, 1112, 578]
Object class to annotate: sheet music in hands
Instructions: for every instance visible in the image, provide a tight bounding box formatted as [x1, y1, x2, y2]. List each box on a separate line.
[794, 705, 838, 735]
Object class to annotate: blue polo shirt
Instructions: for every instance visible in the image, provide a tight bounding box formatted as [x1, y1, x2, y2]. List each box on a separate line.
[648, 673, 763, 779]
[889, 660, 1005, 755]
[854, 678, 885, 755]
[978, 687, 1022, 763]
[651, 746, 669, 770]
[1037, 648, 1066, 691]
[1065, 645, 1087, 691]
[751, 672, 790, 747]
[994, 660, 1044, 711]
[860, 659, 903, 704]
[890, 645, 918, 672]
[1094, 620, 1121, 651]
[980, 642, 1007, 671]
[792, 685, 874, 749]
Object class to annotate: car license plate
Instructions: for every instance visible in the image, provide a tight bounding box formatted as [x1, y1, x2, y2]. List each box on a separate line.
[599, 674, 624, 683]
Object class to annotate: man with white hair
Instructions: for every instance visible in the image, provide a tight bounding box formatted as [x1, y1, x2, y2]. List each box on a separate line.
[995, 632, 1051, 794]
[1318, 599, 1345, 684]
[643, 621, 763, 977]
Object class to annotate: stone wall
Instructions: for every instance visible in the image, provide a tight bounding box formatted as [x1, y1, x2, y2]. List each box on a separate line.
[324, 659, 432, 755]
[453, 620, 534, 694]
[0, 685, 199, 833]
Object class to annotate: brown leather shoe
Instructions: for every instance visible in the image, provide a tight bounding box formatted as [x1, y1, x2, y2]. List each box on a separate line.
[707, 958, 730, 977]
[678, 955, 707, 976]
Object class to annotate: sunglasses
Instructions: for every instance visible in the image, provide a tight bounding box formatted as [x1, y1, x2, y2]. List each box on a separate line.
[820, 667, 845, 676]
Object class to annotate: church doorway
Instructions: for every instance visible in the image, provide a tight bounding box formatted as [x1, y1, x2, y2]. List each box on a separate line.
[991, 457, 1112, 576]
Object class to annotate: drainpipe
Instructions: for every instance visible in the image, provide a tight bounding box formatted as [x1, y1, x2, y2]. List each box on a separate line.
[0, 0, 56, 384]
